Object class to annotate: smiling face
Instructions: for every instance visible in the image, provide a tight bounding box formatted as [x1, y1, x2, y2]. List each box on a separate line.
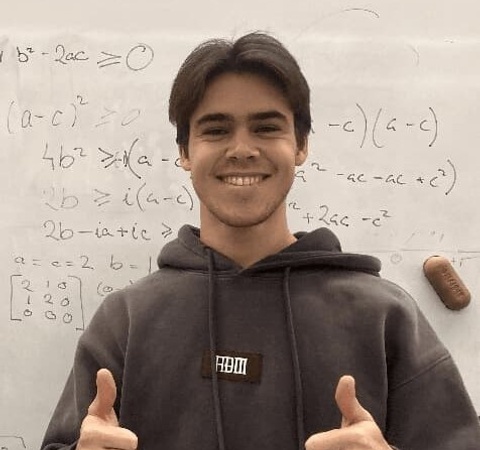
[180, 72, 308, 232]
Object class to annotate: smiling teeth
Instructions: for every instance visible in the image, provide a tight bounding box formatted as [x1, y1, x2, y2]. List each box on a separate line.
[223, 175, 263, 186]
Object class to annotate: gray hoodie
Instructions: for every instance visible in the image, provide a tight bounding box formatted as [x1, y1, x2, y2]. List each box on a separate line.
[41, 225, 480, 450]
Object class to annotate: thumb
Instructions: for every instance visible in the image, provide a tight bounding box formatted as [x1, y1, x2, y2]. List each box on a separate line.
[87, 368, 119, 426]
[335, 375, 373, 428]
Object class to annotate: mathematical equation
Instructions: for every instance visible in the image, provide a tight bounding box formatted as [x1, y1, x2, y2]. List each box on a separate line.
[3, 94, 144, 135]
[39, 139, 183, 183]
[41, 220, 176, 242]
[288, 202, 393, 229]
[2, 97, 438, 153]
[9, 274, 85, 329]
[9, 252, 156, 328]
[43, 183, 194, 213]
[324, 103, 438, 149]
[0, 41, 154, 71]
[13, 253, 153, 273]
[297, 158, 457, 196]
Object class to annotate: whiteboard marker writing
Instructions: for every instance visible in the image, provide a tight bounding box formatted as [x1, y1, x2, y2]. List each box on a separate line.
[423, 255, 471, 310]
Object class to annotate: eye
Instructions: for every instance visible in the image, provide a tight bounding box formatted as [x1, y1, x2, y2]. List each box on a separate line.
[254, 124, 282, 135]
[201, 127, 229, 138]
[206, 128, 226, 135]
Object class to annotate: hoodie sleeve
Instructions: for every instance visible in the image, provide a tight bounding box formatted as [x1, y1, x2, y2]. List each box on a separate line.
[383, 285, 480, 449]
[40, 293, 128, 450]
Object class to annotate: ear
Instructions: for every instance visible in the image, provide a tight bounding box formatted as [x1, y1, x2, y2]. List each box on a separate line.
[179, 146, 191, 171]
[294, 139, 308, 166]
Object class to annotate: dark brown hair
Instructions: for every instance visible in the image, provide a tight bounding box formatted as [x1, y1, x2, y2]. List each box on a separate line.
[168, 31, 311, 155]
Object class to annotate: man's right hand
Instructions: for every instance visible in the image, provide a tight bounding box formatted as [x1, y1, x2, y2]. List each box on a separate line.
[77, 368, 138, 450]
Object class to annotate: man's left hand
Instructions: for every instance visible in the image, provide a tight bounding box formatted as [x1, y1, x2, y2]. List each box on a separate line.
[305, 375, 392, 450]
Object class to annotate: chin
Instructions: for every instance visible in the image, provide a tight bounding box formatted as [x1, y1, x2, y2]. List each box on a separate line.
[212, 209, 279, 229]
[200, 197, 287, 230]
[222, 218, 267, 229]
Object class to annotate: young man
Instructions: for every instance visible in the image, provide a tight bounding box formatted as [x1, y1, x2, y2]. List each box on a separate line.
[41, 32, 480, 450]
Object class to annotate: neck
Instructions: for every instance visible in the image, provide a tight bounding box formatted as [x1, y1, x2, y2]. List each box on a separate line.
[199, 209, 296, 268]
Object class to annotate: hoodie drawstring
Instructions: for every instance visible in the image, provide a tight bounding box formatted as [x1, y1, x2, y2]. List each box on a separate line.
[283, 267, 306, 449]
[206, 250, 305, 450]
[207, 248, 227, 450]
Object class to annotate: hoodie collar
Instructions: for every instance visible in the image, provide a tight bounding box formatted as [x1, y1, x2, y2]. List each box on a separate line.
[158, 224, 381, 276]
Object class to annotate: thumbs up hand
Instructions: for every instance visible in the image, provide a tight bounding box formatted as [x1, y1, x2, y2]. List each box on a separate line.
[77, 369, 138, 450]
[305, 375, 392, 450]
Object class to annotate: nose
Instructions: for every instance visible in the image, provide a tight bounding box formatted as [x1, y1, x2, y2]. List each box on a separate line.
[225, 130, 260, 160]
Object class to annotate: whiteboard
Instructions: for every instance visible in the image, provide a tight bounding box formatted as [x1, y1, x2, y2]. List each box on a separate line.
[1, 1, 480, 448]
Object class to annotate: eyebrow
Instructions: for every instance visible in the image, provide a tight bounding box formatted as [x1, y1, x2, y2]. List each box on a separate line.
[194, 113, 233, 127]
[248, 110, 288, 122]
[194, 110, 289, 127]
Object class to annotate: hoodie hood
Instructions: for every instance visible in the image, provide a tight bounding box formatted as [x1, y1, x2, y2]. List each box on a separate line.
[158, 224, 381, 275]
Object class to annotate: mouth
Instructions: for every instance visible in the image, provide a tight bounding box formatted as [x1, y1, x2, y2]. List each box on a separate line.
[219, 175, 269, 187]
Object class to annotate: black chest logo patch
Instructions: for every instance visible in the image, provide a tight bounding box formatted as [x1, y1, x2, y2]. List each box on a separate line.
[201, 350, 263, 383]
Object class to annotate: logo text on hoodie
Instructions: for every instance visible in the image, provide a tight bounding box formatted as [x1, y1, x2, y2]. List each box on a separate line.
[201, 350, 263, 383]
